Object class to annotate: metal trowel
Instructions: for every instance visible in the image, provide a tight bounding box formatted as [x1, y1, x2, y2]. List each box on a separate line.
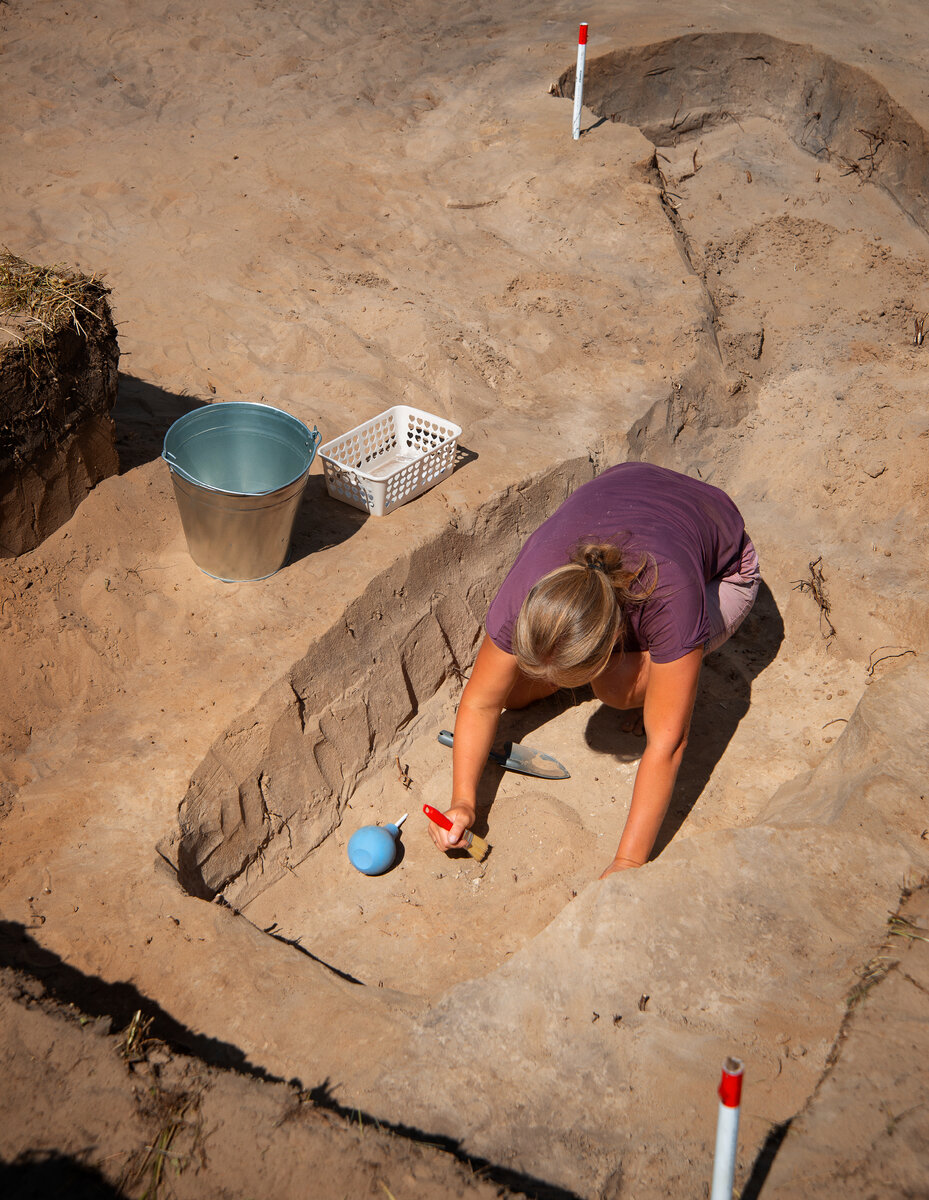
[437, 729, 570, 780]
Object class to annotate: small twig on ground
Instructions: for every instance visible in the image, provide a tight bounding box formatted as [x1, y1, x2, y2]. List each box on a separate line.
[846, 954, 897, 1009]
[677, 148, 702, 183]
[914, 314, 926, 346]
[880, 1099, 925, 1136]
[856, 126, 885, 177]
[792, 556, 836, 640]
[653, 163, 683, 212]
[669, 105, 691, 131]
[867, 646, 917, 677]
[447, 661, 468, 687]
[268, 809, 293, 850]
[396, 757, 412, 790]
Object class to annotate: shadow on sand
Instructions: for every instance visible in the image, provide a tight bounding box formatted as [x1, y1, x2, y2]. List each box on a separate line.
[290, 443, 479, 564]
[113, 374, 209, 473]
[0, 1153, 126, 1200]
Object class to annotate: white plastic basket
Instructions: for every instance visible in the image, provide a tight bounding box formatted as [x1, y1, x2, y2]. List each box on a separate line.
[318, 406, 462, 516]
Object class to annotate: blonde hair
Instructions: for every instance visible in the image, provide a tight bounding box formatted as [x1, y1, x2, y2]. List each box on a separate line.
[512, 539, 657, 687]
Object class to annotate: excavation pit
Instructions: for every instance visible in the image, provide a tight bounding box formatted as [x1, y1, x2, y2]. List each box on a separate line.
[240, 691, 605, 997]
[210, 594, 864, 1004]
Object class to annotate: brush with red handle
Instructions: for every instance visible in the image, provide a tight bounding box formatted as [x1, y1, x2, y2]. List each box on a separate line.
[422, 804, 489, 862]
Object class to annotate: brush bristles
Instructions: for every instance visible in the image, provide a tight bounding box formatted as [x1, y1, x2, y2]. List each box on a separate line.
[462, 830, 489, 862]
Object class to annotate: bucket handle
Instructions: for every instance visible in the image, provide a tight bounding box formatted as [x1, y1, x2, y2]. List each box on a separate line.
[162, 447, 203, 489]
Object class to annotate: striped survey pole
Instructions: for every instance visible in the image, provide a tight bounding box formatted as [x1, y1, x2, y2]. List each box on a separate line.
[710, 1057, 744, 1200]
[572, 23, 588, 140]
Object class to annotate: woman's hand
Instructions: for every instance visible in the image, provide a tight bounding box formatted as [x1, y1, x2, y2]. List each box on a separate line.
[427, 804, 476, 852]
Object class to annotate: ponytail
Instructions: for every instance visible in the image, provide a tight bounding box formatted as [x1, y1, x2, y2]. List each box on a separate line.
[512, 538, 656, 686]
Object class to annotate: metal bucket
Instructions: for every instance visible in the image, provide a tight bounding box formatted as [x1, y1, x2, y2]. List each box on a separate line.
[162, 402, 321, 582]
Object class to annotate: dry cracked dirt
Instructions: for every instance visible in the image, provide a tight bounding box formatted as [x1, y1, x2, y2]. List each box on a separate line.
[2, 1, 929, 1197]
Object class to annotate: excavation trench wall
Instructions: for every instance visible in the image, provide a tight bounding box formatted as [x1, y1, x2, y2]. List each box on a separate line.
[160, 456, 610, 908]
[557, 32, 929, 235]
[561, 29, 929, 661]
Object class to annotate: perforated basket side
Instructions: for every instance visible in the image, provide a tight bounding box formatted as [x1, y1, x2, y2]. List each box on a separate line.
[402, 409, 460, 454]
[319, 410, 399, 514]
[320, 406, 461, 516]
[383, 420, 459, 512]
[321, 460, 387, 514]
[323, 410, 400, 472]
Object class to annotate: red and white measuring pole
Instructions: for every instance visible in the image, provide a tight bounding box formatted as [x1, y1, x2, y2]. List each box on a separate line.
[710, 1057, 744, 1200]
[572, 23, 588, 140]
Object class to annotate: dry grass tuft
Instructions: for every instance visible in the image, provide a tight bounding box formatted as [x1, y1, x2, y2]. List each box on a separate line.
[792, 555, 836, 640]
[0, 248, 110, 371]
[122, 1090, 199, 1200]
[118, 1008, 155, 1062]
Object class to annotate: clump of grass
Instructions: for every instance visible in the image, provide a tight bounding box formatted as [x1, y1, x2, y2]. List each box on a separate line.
[0, 248, 110, 372]
[137, 1098, 194, 1199]
[115, 1012, 203, 1198]
[121, 1090, 198, 1200]
[118, 1009, 155, 1063]
[888, 914, 929, 944]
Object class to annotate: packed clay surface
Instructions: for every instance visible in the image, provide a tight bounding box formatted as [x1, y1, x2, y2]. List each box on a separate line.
[2, 1, 929, 1197]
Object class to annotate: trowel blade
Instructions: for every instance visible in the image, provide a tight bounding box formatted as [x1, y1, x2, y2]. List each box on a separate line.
[437, 730, 570, 779]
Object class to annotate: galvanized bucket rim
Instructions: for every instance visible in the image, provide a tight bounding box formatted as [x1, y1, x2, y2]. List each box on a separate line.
[162, 401, 321, 498]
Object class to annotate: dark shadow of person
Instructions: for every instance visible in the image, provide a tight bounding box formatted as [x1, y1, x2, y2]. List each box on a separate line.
[585, 578, 785, 857]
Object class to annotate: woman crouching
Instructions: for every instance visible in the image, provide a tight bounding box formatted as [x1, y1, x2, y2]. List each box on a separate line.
[427, 462, 760, 878]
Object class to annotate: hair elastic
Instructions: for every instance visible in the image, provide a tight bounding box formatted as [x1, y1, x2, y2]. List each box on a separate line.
[587, 560, 607, 574]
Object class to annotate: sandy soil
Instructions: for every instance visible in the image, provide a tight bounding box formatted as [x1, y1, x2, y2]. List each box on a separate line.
[0, 954, 518, 1200]
[2, 0, 929, 1196]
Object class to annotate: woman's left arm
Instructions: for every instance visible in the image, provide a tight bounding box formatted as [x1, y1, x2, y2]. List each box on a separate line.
[600, 647, 703, 878]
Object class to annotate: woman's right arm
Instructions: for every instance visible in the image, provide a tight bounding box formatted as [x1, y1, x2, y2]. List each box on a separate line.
[429, 635, 521, 852]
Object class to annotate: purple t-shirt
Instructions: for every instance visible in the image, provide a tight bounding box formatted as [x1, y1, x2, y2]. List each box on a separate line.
[485, 463, 747, 664]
